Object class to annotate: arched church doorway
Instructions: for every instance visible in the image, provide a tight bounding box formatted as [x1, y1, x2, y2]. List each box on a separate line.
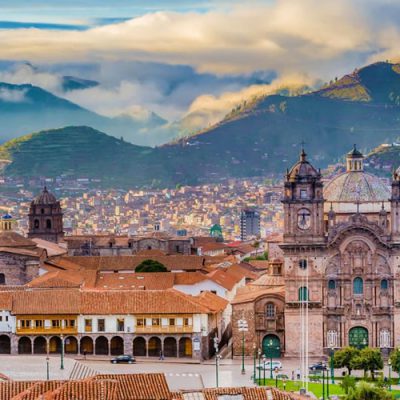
[349, 327, 368, 349]
[262, 334, 281, 358]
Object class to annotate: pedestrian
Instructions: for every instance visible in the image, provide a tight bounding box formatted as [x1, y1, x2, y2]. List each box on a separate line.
[159, 350, 164, 360]
[83, 350, 87, 360]
[291, 370, 294, 381]
[296, 368, 301, 380]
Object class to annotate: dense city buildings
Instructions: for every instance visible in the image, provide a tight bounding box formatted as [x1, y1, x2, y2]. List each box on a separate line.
[240, 208, 261, 240]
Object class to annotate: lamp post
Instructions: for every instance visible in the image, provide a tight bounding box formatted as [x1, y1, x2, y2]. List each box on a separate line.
[257, 348, 262, 384]
[388, 359, 392, 392]
[322, 362, 326, 400]
[262, 355, 266, 385]
[60, 334, 64, 370]
[398, 348, 400, 385]
[238, 318, 248, 375]
[213, 334, 220, 388]
[253, 344, 256, 384]
[274, 367, 279, 388]
[330, 346, 335, 384]
[46, 356, 50, 380]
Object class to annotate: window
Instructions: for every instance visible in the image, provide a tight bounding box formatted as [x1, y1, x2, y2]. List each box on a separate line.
[298, 286, 309, 301]
[381, 279, 388, 290]
[183, 318, 191, 326]
[117, 318, 125, 331]
[300, 189, 308, 199]
[353, 277, 363, 295]
[0, 273, 5, 285]
[52, 320, 61, 328]
[5, 316, 8, 322]
[0, 316, 2, 322]
[98, 319, 105, 332]
[35, 320, 43, 328]
[266, 303, 275, 318]
[34, 219, 40, 229]
[85, 319, 92, 332]
[21, 320, 31, 328]
[109, 242, 113, 248]
[299, 259, 307, 269]
[328, 280, 336, 290]
[151, 318, 160, 326]
[136, 318, 145, 327]
[46, 219, 52, 229]
[64, 320, 75, 328]
[169, 318, 175, 326]
[128, 242, 132, 248]
[41, 208, 44, 214]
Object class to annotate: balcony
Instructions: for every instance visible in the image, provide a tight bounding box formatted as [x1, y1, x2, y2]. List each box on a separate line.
[135, 325, 193, 334]
[17, 326, 78, 335]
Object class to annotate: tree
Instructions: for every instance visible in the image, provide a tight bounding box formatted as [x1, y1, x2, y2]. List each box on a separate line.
[350, 348, 383, 380]
[390, 348, 400, 377]
[334, 347, 360, 375]
[135, 259, 167, 273]
[345, 381, 391, 400]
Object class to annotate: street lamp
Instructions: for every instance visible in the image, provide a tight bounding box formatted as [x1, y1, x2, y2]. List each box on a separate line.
[398, 348, 400, 385]
[388, 359, 392, 391]
[238, 318, 248, 375]
[60, 334, 64, 370]
[213, 334, 220, 388]
[322, 362, 326, 400]
[261, 355, 266, 385]
[330, 345, 335, 384]
[253, 344, 256, 384]
[46, 356, 50, 380]
[257, 348, 262, 384]
[266, 339, 279, 379]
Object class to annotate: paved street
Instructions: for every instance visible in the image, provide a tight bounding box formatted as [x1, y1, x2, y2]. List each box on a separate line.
[1, 355, 399, 392]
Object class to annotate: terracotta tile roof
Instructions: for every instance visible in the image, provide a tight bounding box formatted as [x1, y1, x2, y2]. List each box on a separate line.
[206, 269, 243, 291]
[26, 271, 84, 289]
[0, 381, 34, 400]
[0, 291, 13, 310]
[226, 264, 259, 281]
[192, 291, 229, 313]
[11, 380, 65, 400]
[93, 373, 172, 400]
[173, 272, 207, 285]
[232, 285, 285, 304]
[0, 232, 37, 248]
[199, 242, 228, 252]
[94, 272, 175, 290]
[0, 247, 41, 258]
[31, 239, 67, 257]
[247, 260, 270, 270]
[54, 255, 206, 272]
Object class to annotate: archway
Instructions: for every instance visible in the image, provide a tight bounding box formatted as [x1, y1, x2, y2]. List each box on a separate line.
[95, 336, 109, 355]
[0, 335, 10, 354]
[349, 327, 368, 349]
[65, 336, 78, 354]
[262, 334, 281, 358]
[18, 337, 32, 354]
[163, 337, 177, 358]
[33, 336, 47, 354]
[179, 338, 192, 358]
[0, 273, 5, 285]
[133, 337, 146, 357]
[49, 336, 62, 354]
[110, 336, 124, 356]
[148, 337, 161, 357]
[80, 336, 94, 355]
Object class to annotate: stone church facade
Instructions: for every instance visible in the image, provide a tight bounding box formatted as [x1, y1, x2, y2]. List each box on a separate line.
[233, 146, 400, 358]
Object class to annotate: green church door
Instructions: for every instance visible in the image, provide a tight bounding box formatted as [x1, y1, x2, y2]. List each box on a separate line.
[349, 327, 368, 349]
[262, 335, 281, 358]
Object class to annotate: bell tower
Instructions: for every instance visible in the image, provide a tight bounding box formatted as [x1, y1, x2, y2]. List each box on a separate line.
[390, 168, 400, 242]
[28, 187, 64, 243]
[282, 148, 325, 243]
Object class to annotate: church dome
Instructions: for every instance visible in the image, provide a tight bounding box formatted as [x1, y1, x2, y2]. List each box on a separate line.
[33, 187, 57, 205]
[324, 171, 390, 202]
[324, 145, 390, 203]
[287, 149, 320, 182]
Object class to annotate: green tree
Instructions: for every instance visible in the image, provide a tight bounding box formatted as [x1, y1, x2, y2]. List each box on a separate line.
[389, 348, 400, 383]
[334, 347, 360, 375]
[345, 381, 391, 400]
[340, 375, 356, 395]
[135, 259, 167, 273]
[350, 348, 383, 380]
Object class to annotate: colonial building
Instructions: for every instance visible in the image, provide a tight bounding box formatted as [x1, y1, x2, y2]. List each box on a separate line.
[233, 146, 400, 359]
[28, 187, 64, 243]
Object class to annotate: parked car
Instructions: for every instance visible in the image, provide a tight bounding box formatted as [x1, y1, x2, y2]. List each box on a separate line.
[257, 360, 283, 370]
[110, 355, 136, 364]
[309, 362, 327, 371]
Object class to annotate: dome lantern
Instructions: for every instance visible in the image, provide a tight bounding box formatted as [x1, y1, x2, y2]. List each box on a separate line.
[346, 144, 364, 172]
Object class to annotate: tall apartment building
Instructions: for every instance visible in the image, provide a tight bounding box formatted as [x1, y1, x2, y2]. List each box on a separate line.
[240, 209, 260, 240]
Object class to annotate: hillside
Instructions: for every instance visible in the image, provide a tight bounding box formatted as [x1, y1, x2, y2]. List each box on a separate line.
[0, 126, 173, 188]
[160, 62, 400, 183]
[0, 82, 165, 145]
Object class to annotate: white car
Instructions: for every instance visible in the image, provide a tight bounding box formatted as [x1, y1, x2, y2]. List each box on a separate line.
[258, 360, 283, 370]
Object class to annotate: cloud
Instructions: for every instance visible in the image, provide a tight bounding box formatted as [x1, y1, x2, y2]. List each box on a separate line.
[0, 0, 399, 79]
[0, 87, 27, 102]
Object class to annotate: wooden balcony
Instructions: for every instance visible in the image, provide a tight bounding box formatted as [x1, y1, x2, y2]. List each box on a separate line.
[135, 325, 193, 334]
[17, 327, 78, 335]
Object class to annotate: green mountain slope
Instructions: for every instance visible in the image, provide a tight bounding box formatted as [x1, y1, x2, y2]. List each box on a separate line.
[0, 126, 173, 188]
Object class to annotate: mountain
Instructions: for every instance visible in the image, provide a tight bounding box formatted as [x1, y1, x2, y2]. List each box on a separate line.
[160, 61, 400, 183]
[0, 126, 173, 188]
[61, 76, 99, 92]
[0, 82, 166, 145]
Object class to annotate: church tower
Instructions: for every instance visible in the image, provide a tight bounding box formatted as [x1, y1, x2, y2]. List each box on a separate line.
[282, 148, 325, 243]
[28, 187, 64, 243]
[390, 167, 400, 242]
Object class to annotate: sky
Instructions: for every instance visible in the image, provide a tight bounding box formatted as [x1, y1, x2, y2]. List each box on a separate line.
[1, 0, 400, 142]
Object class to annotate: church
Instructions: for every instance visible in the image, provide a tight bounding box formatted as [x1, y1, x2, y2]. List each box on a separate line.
[233, 146, 400, 358]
